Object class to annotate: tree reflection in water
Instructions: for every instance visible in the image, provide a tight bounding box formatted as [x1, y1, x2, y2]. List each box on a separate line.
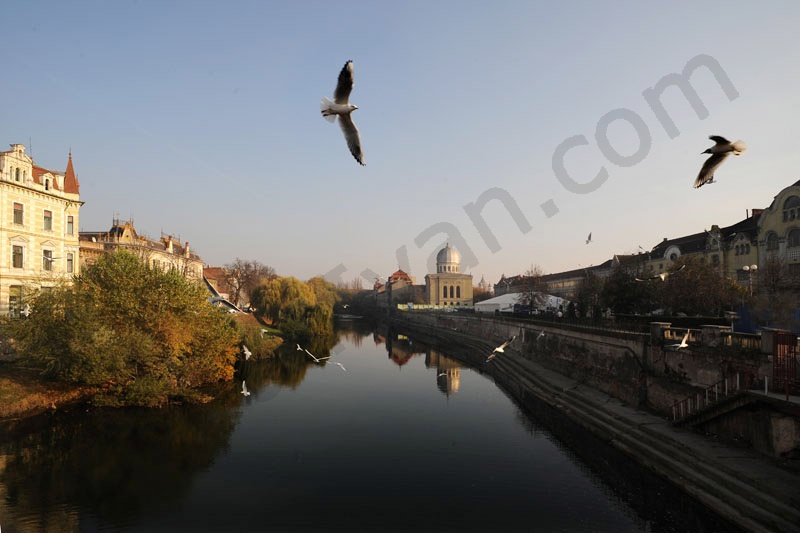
[0, 401, 241, 530]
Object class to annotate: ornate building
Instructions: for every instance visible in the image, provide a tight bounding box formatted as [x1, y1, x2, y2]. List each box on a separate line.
[80, 218, 204, 280]
[0, 144, 82, 315]
[424, 244, 473, 306]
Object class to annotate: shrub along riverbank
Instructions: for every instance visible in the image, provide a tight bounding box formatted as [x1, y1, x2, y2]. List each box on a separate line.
[1, 251, 281, 412]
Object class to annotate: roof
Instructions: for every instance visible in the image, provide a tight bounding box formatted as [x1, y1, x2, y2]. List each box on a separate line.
[63, 152, 80, 194]
[389, 269, 413, 282]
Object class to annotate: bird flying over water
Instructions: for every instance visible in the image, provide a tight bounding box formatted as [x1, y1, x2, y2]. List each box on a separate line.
[333, 362, 347, 372]
[320, 60, 365, 166]
[585, 232, 592, 244]
[241, 381, 251, 396]
[694, 136, 746, 188]
[304, 348, 331, 364]
[242, 345, 252, 360]
[486, 335, 516, 363]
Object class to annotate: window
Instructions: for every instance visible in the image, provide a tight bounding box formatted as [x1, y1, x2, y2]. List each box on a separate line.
[783, 196, 800, 222]
[67, 216, 74, 235]
[66, 253, 74, 273]
[789, 229, 800, 248]
[12, 245, 23, 268]
[456, 286, 461, 298]
[449, 286, 454, 298]
[15, 168, 20, 182]
[44, 178, 50, 191]
[43, 250, 53, 271]
[712, 254, 720, 265]
[9, 285, 22, 317]
[13, 202, 23, 225]
[766, 232, 779, 251]
[43, 210, 52, 231]
[442, 286, 447, 298]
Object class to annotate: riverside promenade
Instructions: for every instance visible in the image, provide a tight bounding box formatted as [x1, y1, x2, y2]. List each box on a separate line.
[391, 316, 800, 532]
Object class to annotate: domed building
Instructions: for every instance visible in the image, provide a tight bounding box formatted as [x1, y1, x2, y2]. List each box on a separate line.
[424, 243, 473, 307]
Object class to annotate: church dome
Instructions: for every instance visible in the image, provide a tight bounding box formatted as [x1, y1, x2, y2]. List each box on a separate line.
[436, 244, 461, 273]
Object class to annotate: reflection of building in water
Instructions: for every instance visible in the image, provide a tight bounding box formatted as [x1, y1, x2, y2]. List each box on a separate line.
[425, 350, 462, 395]
[385, 331, 426, 367]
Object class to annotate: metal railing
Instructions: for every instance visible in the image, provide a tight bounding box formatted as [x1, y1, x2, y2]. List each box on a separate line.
[672, 373, 750, 422]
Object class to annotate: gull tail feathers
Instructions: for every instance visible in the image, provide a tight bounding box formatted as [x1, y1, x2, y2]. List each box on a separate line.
[320, 97, 336, 123]
[731, 140, 747, 154]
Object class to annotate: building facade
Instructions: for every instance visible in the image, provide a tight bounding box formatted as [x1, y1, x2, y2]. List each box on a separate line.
[80, 218, 204, 280]
[0, 144, 82, 315]
[424, 244, 473, 306]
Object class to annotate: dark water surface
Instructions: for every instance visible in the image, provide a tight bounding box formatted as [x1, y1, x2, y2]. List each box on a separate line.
[1, 321, 719, 532]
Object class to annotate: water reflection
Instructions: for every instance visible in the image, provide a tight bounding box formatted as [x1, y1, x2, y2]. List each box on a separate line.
[0, 402, 240, 531]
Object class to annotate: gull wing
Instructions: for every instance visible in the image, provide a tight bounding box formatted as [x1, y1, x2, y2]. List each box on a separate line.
[709, 135, 731, 145]
[339, 114, 365, 165]
[334, 60, 355, 104]
[694, 152, 730, 188]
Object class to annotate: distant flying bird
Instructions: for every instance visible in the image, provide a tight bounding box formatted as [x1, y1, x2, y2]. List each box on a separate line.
[242, 345, 252, 360]
[486, 335, 516, 363]
[320, 60, 365, 166]
[585, 232, 592, 244]
[537, 331, 545, 340]
[241, 381, 251, 396]
[694, 136, 747, 188]
[333, 362, 347, 372]
[668, 331, 690, 350]
[304, 348, 331, 364]
[437, 372, 447, 377]
[635, 263, 686, 282]
[260, 329, 269, 337]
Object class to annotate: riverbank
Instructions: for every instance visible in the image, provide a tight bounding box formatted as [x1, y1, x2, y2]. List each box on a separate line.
[0, 364, 95, 420]
[390, 315, 800, 532]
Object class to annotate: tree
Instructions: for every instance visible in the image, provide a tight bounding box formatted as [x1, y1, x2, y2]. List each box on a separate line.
[225, 259, 276, 308]
[753, 256, 800, 329]
[520, 264, 547, 309]
[601, 266, 659, 315]
[9, 250, 239, 406]
[661, 258, 741, 316]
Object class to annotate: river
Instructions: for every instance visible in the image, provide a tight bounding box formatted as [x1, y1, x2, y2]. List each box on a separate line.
[0, 319, 726, 532]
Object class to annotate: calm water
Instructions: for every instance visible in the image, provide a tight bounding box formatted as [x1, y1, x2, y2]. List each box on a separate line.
[1, 320, 716, 532]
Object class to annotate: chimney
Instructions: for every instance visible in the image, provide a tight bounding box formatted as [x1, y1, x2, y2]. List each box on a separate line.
[184, 241, 190, 258]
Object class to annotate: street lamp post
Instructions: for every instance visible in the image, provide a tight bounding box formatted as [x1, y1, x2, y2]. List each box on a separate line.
[742, 264, 758, 296]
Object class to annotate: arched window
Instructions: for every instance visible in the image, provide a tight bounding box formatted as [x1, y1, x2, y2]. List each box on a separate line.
[766, 232, 779, 251]
[442, 285, 447, 299]
[15, 168, 20, 182]
[784, 196, 800, 222]
[788, 228, 800, 248]
[456, 286, 461, 298]
[449, 286, 454, 298]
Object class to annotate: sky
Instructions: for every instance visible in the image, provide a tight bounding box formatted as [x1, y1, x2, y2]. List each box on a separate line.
[4, 1, 799, 288]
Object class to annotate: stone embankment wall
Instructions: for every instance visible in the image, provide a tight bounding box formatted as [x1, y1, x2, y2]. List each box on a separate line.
[391, 312, 771, 415]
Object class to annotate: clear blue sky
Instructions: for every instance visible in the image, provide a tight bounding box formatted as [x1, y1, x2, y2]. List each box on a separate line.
[5, 1, 799, 287]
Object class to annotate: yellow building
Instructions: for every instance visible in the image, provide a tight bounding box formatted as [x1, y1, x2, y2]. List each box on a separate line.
[425, 244, 473, 306]
[80, 218, 204, 280]
[0, 144, 82, 316]
[757, 180, 800, 275]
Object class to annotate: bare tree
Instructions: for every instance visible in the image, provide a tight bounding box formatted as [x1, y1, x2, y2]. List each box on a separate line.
[224, 259, 277, 308]
[520, 264, 546, 309]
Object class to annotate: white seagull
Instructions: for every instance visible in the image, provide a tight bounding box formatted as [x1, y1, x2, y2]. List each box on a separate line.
[333, 362, 347, 372]
[304, 348, 331, 364]
[486, 335, 516, 363]
[585, 232, 592, 245]
[635, 264, 686, 282]
[321, 60, 365, 166]
[242, 344, 252, 360]
[537, 330, 545, 340]
[241, 381, 251, 396]
[694, 136, 747, 188]
[668, 331, 690, 350]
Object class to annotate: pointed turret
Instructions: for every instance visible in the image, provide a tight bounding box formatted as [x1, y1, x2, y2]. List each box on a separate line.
[63, 151, 80, 194]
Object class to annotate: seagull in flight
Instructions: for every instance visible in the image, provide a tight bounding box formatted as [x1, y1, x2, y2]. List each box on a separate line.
[694, 135, 746, 188]
[333, 362, 347, 372]
[242, 344, 252, 360]
[320, 60, 365, 166]
[241, 381, 251, 396]
[303, 347, 331, 364]
[668, 331, 690, 350]
[537, 330, 545, 340]
[585, 232, 592, 244]
[437, 372, 447, 377]
[486, 335, 516, 363]
[635, 264, 686, 282]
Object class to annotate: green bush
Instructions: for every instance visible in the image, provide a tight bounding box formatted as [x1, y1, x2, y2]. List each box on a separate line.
[9, 250, 240, 406]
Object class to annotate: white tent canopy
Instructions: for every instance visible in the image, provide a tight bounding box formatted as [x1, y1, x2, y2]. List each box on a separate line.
[474, 292, 568, 314]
